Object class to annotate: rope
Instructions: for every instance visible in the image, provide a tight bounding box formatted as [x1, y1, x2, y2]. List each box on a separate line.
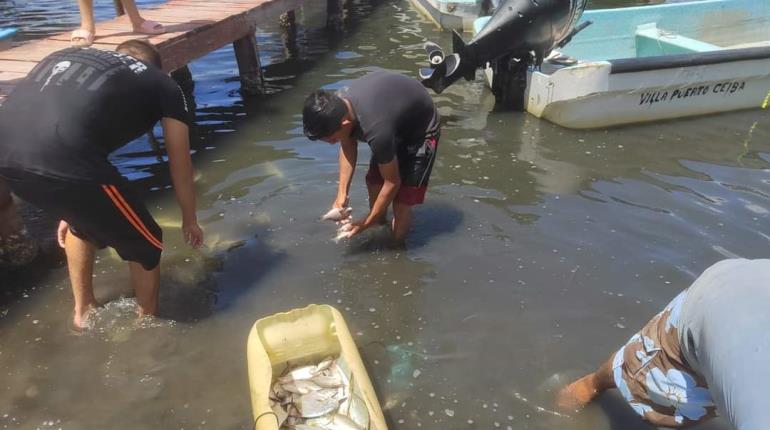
[253, 411, 279, 430]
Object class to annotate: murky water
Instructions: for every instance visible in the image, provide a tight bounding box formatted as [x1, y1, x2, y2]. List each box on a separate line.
[2, 0, 769, 429]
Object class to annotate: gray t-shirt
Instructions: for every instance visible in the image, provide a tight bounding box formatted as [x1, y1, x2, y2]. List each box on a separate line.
[339, 70, 437, 165]
[678, 258, 770, 430]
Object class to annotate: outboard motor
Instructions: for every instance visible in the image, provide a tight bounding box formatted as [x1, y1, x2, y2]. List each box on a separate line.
[419, 0, 589, 108]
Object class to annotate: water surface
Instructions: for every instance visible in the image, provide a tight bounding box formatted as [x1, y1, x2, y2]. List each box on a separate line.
[1, 1, 768, 429]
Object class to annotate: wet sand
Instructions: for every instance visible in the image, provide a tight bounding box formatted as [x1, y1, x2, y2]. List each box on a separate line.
[1, 0, 768, 429]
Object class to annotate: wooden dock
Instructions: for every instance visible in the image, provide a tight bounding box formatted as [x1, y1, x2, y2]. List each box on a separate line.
[0, 0, 333, 104]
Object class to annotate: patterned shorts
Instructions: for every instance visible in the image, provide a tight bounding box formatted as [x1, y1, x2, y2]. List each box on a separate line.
[612, 290, 717, 428]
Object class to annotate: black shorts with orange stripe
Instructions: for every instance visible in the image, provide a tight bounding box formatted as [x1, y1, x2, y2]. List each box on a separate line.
[0, 169, 163, 270]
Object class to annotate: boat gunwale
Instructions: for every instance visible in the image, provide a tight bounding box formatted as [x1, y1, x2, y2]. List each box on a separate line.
[608, 45, 770, 74]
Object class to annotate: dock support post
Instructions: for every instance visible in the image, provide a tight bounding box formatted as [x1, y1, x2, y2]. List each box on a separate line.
[327, 0, 344, 32]
[233, 32, 264, 96]
[0, 179, 37, 267]
[280, 10, 298, 59]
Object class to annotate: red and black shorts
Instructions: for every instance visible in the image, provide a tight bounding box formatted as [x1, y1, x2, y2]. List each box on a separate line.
[366, 114, 440, 206]
[1, 170, 163, 270]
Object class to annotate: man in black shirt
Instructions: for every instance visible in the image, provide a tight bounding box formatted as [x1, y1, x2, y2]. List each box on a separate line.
[302, 71, 440, 242]
[0, 40, 203, 329]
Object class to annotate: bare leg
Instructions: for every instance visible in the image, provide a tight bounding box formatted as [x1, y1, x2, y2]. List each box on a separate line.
[119, 0, 148, 30]
[391, 202, 412, 242]
[365, 181, 387, 225]
[64, 230, 99, 329]
[119, 0, 164, 33]
[129, 261, 160, 318]
[75, 0, 95, 33]
[556, 354, 616, 414]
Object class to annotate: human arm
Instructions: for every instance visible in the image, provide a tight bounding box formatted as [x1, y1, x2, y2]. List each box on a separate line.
[347, 158, 400, 237]
[334, 137, 358, 208]
[162, 117, 203, 248]
[57, 220, 68, 248]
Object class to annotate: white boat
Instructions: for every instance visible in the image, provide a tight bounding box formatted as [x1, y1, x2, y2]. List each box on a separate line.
[475, 0, 770, 129]
[410, 0, 487, 31]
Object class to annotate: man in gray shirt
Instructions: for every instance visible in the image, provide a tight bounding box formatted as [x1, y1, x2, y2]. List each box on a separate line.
[302, 71, 440, 242]
[557, 259, 770, 429]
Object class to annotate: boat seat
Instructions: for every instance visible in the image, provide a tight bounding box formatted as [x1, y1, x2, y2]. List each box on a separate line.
[0, 28, 16, 51]
[635, 22, 722, 57]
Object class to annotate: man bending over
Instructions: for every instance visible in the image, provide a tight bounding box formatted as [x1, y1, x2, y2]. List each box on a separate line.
[0, 40, 203, 329]
[302, 71, 440, 242]
[557, 259, 770, 429]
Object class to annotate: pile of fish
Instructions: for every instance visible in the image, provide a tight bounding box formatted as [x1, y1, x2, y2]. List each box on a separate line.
[271, 356, 370, 430]
[320, 207, 354, 243]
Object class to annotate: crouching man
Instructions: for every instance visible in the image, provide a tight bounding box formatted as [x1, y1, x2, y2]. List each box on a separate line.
[557, 259, 770, 429]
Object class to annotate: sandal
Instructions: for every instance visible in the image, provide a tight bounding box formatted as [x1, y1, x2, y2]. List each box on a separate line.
[70, 28, 95, 47]
[134, 20, 165, 35]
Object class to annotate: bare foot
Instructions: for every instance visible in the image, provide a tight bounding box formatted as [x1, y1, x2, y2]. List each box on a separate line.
[72, 304, 98, 331]
[555, 374, 599, 414]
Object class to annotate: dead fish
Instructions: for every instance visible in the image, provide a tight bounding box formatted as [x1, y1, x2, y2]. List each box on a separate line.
[321, 207, 352, 221]
[306, 414, 364, 430]
[297, 390, 343, 418]
[312, 374, 343, 389]
[283, 380, 324, 394]
[315, 357, 335, 372]
[332, 223, 355, 243]
[271, 401, 289, 427]
[345, 394, 370, 429]
[279, 365, 319, 384]
[290, 425, 326, 430]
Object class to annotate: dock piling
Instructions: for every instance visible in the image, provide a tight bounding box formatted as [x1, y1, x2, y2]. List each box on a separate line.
[327, 0, 344, 32]
[280, 10, 298, 59]
[233, 32, 265, 96]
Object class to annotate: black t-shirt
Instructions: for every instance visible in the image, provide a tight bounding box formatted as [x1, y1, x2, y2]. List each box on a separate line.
[340, 70, 438, 165]
[0, 47, 191, 183]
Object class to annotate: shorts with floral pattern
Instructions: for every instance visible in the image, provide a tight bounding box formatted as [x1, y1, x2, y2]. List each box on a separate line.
[612, 290, 717, 428]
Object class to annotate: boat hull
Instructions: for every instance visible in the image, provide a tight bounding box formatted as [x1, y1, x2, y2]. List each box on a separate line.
[524, 53, 770, 129]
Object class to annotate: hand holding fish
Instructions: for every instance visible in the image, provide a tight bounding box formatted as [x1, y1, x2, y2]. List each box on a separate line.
[332, 221, 355, 243]
[340, 218, 367, 239]
[321, 206, 353, 221]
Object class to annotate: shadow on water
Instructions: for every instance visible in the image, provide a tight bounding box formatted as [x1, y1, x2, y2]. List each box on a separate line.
[342, 202, 463, 254]
[158, 223, 288, 322]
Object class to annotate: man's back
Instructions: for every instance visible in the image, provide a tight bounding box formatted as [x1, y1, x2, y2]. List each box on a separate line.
[341, 70, 437, 164]
[678, 258, 770, 430]
[0, 47, 189, 183]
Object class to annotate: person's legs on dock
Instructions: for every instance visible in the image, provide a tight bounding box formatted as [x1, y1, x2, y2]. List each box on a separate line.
[72, 0, 164, 47]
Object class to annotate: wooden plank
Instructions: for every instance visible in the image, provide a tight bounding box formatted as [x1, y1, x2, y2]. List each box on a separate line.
[166, 1, 254, 9]
[0, 72, 25, 82]
[49, 23, 209, 45]
[157, 0, 304, 71]
[140, 8, 236, 21]
[0, 0, 306, 100]
[0, 60, 38, 74]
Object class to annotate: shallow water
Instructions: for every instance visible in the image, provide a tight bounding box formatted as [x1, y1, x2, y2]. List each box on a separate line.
[2, 0, 768, 429]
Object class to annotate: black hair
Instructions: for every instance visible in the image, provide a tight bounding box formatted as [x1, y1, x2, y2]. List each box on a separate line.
[302, 90, 347, 140]
[116, 39, 162, 69]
